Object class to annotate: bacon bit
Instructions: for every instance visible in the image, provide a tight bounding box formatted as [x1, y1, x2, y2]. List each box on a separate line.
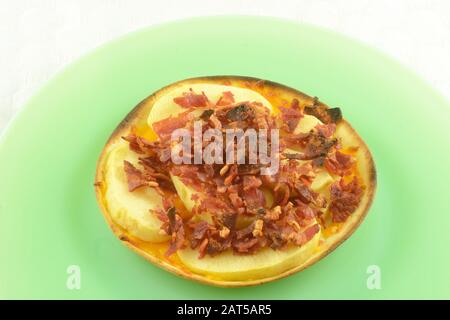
[200, 109, 214, 121]
[219, 164, 230, 176]
[198, 238, 209, 259]
[288, 220, 301, 232]
[155, 208, 168, 223]
[282, 132, 310, 147]
[235, 221, 256, 240]
[274, 184, 290, 206]
[303, 224, 320, 243]
[229, 192, 244, 209]
[171, 165, 203, 191]
[208, 114, 222, 129]
[190, 220, 209, 249]
[147, 181, 159, 187]
[266, 206, 282, 221]
[324, 151, 354, 176]
[165, 208, 186, 256]
[123, 160, 148, 192]
[226, 104, 252, 122]
[152, 110, 193, 140]
[329, 177, 363, 223]
[282, 153, 305, 160]
[224, 165, 238, 185]
[238, 164, 261, 176]
[283, 222, 320, 246]
[139, 156, 171, 180]
[279, 105, 303, 132]
[264, 223, 285, 249]
[286, 230, 302, 245]
[282, 151, 328, 162]
[316, 123, 336, 138]
[173, 90, 208, 108]
[216, 91, 235, 106]
[190, 193, 200, 201]
[336, 151, 351, 164]
[294, 182, 316, 204]
[217, 186, 227, 194]
[198, 197, 233, 214]
[166, 207, 177, 232]
[304, 103, 342, 124]
[220, 227, 230, 238]
[203, 165, 215, 179]
[242, 175, 262, 191]
[222, 213, 237, 230]
[162, 198, 173, 211]
[192, 221, 209, 238]
[122, 134, 155, 154]
[299, 163, 315, 186]
[286, 132, 337, 160]
[243, 188, 266, 212]
[297, 200, 320, 220]
[261, 174, 277, 187]
[312, 156, 325, 168]
[252, 219, 264, 237]
[122, 134, 141, 153]
[252, 102, 272, 129]
[233, 238, 259, 254]
[308, 133, 337, 158]
[206, 237, 230, 256]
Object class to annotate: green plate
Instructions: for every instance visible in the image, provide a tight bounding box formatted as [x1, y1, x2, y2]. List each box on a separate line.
[1, 16, 449, 299]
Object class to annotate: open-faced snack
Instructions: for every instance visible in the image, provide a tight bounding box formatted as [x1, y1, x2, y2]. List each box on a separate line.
[94, 76, 376, 286]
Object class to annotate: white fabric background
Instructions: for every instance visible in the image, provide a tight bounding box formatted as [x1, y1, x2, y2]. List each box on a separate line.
[1, 0, 449, 133]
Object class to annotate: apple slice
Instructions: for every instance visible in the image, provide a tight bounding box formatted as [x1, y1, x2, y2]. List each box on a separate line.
[103, 142, 169, 242]
[294, 114, 323, 134]
[311, 170, 334, 192]
[177, 223, 321, 281]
